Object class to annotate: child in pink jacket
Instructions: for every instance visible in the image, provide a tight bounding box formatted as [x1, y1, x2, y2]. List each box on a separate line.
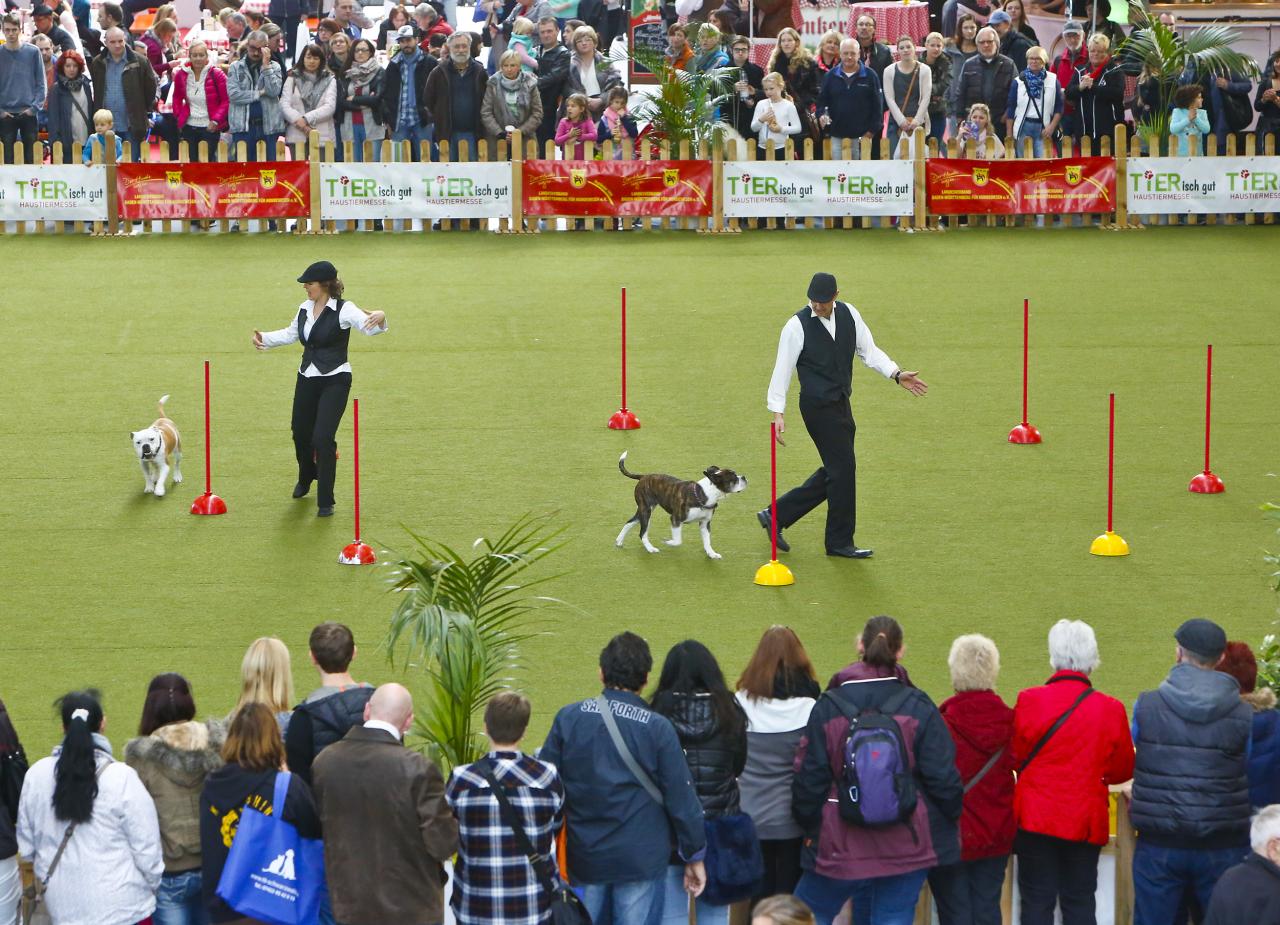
[555, 92, 597, 158]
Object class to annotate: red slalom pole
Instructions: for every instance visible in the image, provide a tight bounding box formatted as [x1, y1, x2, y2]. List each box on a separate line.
[1090, 392, 1129, 555]
[1189, 344, 1225, 493]
[754, 422, 794, 585]
[190, 359, 227, 515]
[340, 398, 376, 564]
[607, 287, 641, 430]
[1008, 298, 1042, 444]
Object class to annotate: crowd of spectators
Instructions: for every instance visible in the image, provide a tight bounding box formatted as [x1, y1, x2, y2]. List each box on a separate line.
[2, 0, 1279, 167]
[1, 612, 1279, 925]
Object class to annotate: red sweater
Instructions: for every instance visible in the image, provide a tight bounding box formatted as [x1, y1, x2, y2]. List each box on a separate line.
[939, 689, 1016, 861]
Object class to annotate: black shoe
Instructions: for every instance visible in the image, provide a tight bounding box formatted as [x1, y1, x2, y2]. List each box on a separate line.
[292, 481, 311, 499]
[757, 509, 790, 553]
[827, 545, 873, 559]
[317, 505, 334, 517]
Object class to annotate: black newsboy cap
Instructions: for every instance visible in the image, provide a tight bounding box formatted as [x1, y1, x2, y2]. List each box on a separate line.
[807, 272, 838, 302]
[297, 260, 338, 283]
[1175, 618, 1227, 660]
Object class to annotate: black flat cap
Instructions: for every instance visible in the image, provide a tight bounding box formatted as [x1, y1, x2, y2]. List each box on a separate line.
[297, 260, 338, 283]
[807, 272, 838, 302]
[1175, 618, 1227, 661]
[32, 4, 54, 14]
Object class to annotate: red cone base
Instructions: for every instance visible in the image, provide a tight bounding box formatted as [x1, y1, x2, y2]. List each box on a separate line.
[1008, 422, 1042, 444]
[190, 492, 227, 515]
[1189, 471, 1225, 494]
[339, 541, 376, 565]
[607, 408, 641, 430]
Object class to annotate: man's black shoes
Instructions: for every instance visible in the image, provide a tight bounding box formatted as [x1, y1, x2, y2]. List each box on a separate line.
[757, 510, 790, 552]
[827, 545, 873, 559]
[292, 481, 312, 499]
[317, 505, 334, 517]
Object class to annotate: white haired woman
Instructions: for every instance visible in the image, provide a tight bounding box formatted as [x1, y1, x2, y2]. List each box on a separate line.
[928, 635, 1015, 925]
[1011, 620, 1134, 925]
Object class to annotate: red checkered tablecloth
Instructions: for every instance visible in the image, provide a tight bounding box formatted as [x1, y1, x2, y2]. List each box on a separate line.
[239, 0, 271, 14]
[846, 0, 929, 42]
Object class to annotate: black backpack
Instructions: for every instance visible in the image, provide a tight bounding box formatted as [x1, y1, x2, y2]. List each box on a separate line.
[824, 686, 918, 828]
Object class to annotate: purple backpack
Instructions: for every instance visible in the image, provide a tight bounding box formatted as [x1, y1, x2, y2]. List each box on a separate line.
[825, 686, 918, 828]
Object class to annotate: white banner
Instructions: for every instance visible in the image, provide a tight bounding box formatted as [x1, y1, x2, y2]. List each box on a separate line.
[722, 160, 914, 217]
[1127, 157, 1280, 214]
[0, 165, 107, 220]
[319, 162, 512, 219]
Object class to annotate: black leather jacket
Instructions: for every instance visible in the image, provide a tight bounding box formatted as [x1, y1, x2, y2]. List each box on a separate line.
[652, 690, 747, 820]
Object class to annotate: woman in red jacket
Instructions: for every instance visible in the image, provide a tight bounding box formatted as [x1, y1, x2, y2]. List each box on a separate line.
[1012, 620, 1134, 925]
[929, 634, 1016, 925]
[172, 42, 230, 161]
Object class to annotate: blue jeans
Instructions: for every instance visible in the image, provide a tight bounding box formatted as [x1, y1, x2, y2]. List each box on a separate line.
[578, 876, 665, 925]
[391, 123, 432, 161]
[445, 131, 478, 161]
[659, 865, 729, 925]
[153, 869, 208, 925]
[1132, 839, 1246, 925]
[231, 128, 280, 161]
[795, 868, 929, 925]
[1017, 119, 1046, 157]
[828, 136, 866, 160]
[347, 124, 384, 162]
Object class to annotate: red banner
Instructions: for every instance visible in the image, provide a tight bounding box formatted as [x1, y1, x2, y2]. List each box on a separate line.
[523, 160, 712, 217]
[116, 161, 310, 219]
[926, 157, 1116, 215]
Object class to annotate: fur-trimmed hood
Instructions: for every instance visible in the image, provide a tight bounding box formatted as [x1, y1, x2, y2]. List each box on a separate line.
[124, 719, 225, 788]
[1244, 688, 1278, 712]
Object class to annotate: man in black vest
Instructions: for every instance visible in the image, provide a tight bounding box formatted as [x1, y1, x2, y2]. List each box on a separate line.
[285, 622, 374, 785]
[761, 273, 927, 558]
[1130, 618, 1253, 925]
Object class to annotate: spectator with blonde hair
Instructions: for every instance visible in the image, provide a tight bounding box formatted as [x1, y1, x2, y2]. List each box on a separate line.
[814, 30, 841, 75]
[234, 637, 295, 733]
[1064, 32, 1123, 145]
[1012, 620, 1134, 925]
[930, 635, 1016, 925]
[884, 35, 931, 157]
[1004, 44, 1062, 157]
[482, 48, 544, 148]
[752, 71, 802, 154]
[752, 895, 816, 925]
[958, 102, 1004, 157]
[767, 28, 818, 124]
[691, 22, 728, 74]
[564, 25, 621, 117]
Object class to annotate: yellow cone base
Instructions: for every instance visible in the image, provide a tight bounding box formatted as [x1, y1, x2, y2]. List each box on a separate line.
[754, 559, 795, 586]
[1089, 531, 1130, 557]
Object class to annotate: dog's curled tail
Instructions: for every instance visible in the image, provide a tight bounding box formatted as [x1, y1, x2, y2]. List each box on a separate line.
[157, 394, 171, 416]
[618, 451, 640, 480]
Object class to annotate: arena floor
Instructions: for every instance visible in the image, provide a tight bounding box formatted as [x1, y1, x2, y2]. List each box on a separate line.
[3, 225, 1278, 757]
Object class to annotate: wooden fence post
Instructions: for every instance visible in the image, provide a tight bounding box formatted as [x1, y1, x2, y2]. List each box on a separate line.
[1107, 123, 1141, 231]
[104, 129, 119, 236]
[307, 129, 323, 234]
[509, 129, 526, 234]
[1114, 792, 1136, 925]
[911, 128, 926, 232]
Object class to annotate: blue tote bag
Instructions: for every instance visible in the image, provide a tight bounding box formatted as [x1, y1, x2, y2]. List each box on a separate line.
[216, 771, 327, 925]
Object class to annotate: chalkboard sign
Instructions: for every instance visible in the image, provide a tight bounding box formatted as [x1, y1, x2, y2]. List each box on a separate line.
[630, 7, 666, 83]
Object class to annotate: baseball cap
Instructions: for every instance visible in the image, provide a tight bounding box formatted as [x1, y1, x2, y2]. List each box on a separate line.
[1174, 618, 1227, 661]
[395, 24, 417, 40]
[1062, 20, 1084, 34]
[807, 272, 838, 302]
[988, 9, 1011, 25]
[297, 260, 338, 283]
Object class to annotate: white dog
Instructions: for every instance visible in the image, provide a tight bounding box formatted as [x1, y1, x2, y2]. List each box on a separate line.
[131, 395, 182, 497]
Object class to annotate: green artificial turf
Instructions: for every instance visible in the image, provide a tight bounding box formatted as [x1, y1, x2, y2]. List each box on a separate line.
[3, 226, 1278, 758]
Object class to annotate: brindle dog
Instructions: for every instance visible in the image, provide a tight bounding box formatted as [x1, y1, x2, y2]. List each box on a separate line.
[615, 451, 747, 560]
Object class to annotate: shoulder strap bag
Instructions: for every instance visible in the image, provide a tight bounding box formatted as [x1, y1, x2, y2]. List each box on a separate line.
[594, 694, 663, 805]
[23, 761, 108, 925]
[475, 763, 592, 925]
[963, 746, 1006, 794]
[1017, 688, 1094, 774]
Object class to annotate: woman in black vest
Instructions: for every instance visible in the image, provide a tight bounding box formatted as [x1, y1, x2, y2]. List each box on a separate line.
[252, 261, 388, 516]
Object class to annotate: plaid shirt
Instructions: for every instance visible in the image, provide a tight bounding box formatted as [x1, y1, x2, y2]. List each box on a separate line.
[446, 751, 565, 925]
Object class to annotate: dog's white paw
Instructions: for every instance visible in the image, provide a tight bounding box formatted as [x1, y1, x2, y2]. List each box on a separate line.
[706, 551, 722, 560]
[643, 544, 660, 554]
[664, 539, 682, 547]
[143, 485, 154, 494]
[172, 473, 183, 484]
[154, 486, 166, 497]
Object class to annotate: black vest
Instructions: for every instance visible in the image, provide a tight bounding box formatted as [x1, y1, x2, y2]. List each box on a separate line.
[1129, 668, 1252, 848]
[795, 302, 856, 403]
[298, 299, 351, 375]
[295, 685, 375, 759]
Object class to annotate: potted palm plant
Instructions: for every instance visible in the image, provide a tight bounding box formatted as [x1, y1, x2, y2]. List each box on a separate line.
[1120, 0, 1259, 152]
[382, 514, 566, 773]
[621, 45, 739, 149]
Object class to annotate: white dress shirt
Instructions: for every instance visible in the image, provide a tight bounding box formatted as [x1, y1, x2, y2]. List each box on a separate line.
[766, 302, 898, 413]
[260, 297, 388, 377]
[363, 719, 403, 740]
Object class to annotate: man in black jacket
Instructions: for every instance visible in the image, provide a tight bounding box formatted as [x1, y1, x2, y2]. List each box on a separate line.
[383, 25, 437, 160]
[989, 9, 1032, 71]
[1204, 806, 1280, 925]
[1064, 32, 1124, 144]
[953, 27, 1016, 124]
[533, 15, 569, 147]
[1130, 619, 1253, 925]
[853, 13, 891, 85]
[423, 31, 488, 156]
[728, 35, 764, 144]
[285, 622, 374, 785]
[32, 5, 75, 52]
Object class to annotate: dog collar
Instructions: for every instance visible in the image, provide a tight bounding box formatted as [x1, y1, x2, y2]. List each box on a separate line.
[691, 484, 715, 509]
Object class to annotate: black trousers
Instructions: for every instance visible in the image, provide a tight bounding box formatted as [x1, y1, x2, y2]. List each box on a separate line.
[290, 372, 351, 508]
[1014, 830, 1101, 925]
[0, 112, 39, 164]
[752, 836, 804, 904]
[180, 124, 221, 161]
[774, 394, 856, 551]
[928, 855, 1009, 925]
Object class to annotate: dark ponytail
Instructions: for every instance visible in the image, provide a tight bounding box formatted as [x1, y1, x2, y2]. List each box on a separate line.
[860, 615, 903, 669]
[53, 690, 105, 824]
